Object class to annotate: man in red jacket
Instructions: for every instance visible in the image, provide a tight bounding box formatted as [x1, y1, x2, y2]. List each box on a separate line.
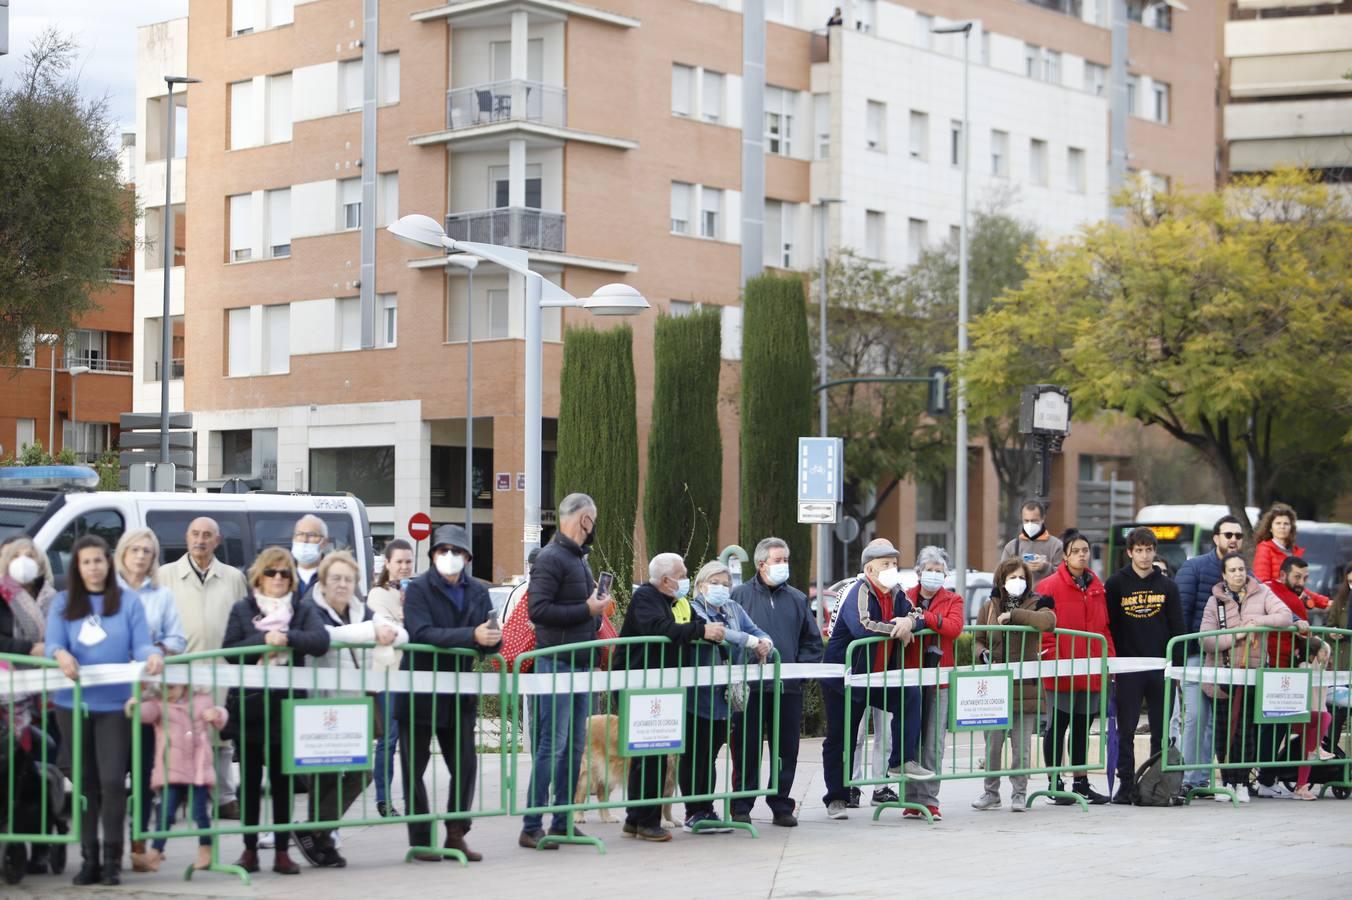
[898, 546, 964, 820]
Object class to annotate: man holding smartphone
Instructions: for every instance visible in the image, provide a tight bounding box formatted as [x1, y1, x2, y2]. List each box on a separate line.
[999, 501, 1064, 578]
[520, 493, 611, 849]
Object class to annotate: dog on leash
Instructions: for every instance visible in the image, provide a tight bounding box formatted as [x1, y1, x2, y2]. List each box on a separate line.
[573, 713, 677, 826]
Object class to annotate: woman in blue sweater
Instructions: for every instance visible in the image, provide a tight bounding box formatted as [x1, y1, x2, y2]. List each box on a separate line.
[47, 535, 163, 887]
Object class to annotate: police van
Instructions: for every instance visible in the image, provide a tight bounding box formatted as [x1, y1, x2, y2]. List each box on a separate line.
[0, 466, 374, 590]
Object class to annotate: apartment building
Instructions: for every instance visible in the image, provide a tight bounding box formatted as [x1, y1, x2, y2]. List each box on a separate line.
[1223, 0, 1352, 180]
[151, 0, 1216, 581]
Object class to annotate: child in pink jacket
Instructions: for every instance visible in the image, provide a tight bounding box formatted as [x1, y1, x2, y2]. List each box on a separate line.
[130, 684, 228, 871]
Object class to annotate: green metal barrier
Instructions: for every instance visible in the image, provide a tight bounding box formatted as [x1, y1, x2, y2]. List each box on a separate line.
[1163, 625, 1352, 805]
[842, 626, 1110, 822]
[130, 643, 506, 883]
[508, 636, 781, 853]
[0, 652, 80, 885]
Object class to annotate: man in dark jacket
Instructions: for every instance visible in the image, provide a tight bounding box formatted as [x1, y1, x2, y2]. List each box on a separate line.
[1104, 527, 1184, 803]
[620, 553, 725, 842]
[729, 537, 823, 827]
[1173, 514, 1244, 792]
[399, 524, 500, 862]
[520, 493, 610, 849]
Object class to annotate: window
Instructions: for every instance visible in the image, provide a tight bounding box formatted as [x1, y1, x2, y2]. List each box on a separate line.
[1029, 139, 1048, 186]
[1127, 75, 1139, 117]
[15, 419, 35, 452]
[18, 329, 35, 368]
[1084, 62, 1107, 97]
[1128, 0, 1171, 30]
[949, 119, 962, 166]
[379, 51, 400, 104]
[309, 446, 395, 507]
[702, 70, 724, 123]
[980, 31, 991, 65]
[340, 178, 361, 230]
[66, 330, 107, 369]
[266, 188, 290, 258]
[430, 446, 493, 509]
[489, 164, 542, 209]
[267, 0, 294, 28]
[867, 100, 887, 152]
[265, 304, 289, 375]
[855, 0, 876, 31]
[915, 14, 933, 49]
[907, 217, 927, 266]
[378, 293, 397, 348]
[907, 109, 927, 160]
[486, 289, 510, 339]
[765, 86, 794, 156]
[814, 93, 830, 159]
[229, 193, 253, 261]
[46, 509, 125, 584]
[671, 63, 694, 117]
[991, 129, 1009, 177]
[1151, 172, 1170, 195]
[341, 59, 362, 113]
[378, 172, 399, 227]
[668, 300, 695, 317]
[764, 200, 795, 268]
[1024, 44, 1041, 79]
[489, 38, 544, 82]
[670, 181, 692, 235]
[232, 0, 254, 35]
[700, 187, 722, 239]
[148, 509, 248, 567]
[228, 307, 250, 376]
[229, 80, 255, 149]
[1152, 81, 1170, 124]
[336, 296, 361, 351]
[1068, 146, 1086, 193]
[252, 512, 355, 557]
[865, 210, 885, 261]
[1043, 50, 1061, 85]
[267, 73, 291, 143]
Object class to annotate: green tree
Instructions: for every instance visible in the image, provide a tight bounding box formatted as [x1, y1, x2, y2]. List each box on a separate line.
[964, 169, 1352, 529]
[643, 309, 722, 571]
[740, 274, 813, 591]
[0, 30, 134, 366]
[555, 324, 639, 607]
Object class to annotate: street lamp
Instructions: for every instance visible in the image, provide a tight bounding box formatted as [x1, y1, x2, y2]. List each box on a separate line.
[1018, 384, 1072, 503]
[160, 75, 199, 471]
[446, 254, 480, 556]
[933, 20, 973, 596]
[68, 365, 92, 459]
[814, 196, 843, 633]
[387, 214, 651, 570]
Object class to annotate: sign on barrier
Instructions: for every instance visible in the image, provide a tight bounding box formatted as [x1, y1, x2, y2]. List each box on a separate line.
[282, 697, 374, 773]
[949, 669, 1013, 731]
[1254, 668, 1311, 725]
[619, 688, 686, 756]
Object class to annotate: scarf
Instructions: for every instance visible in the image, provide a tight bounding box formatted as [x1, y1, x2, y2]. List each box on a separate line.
[0, 576, 46, 644]
[252, 591, 293, 633]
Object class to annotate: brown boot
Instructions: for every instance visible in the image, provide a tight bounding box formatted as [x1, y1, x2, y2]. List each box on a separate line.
[272, 850, 301, 875]
[445, 826, 482, 863]
[130, 840, 151, 872]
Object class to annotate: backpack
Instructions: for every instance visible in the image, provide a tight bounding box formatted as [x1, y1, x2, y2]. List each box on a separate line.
[1133, 744, 1184, 806]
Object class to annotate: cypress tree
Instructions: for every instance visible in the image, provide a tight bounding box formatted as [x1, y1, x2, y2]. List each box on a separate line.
[555, 324, 639, 607]
[643, 308, 723, 572]
[740, 274, 814, 592]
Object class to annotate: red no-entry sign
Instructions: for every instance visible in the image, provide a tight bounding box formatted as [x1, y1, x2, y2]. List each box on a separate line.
[408, 512, 433, 542]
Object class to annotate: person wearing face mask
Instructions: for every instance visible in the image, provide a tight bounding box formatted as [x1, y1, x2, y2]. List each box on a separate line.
[1036, 530, 1115, 806]
[1174, 515, 1246, 795]
[680, 560, 771, 834]
[728, 537, 822, 828]
[1000, 501, 1064, 579]
[397, 524, 499, 861]
[0, 537, 53, 658]
[290, 515, 330, 599]
[820, 539, 922, 820]
[521, 494, 611, 849]
[1103, 527, 1184, 804]
[971, 558, 1056, 812]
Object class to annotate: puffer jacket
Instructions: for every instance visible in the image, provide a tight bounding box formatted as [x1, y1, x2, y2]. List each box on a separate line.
[1037, 564, 1115, 694]
[902, 584, 964, 669]
[973, 592, 1056, 712]
[1199, 576, 1293, 699]
[140, 691, 228, 788]
[308, 586, 408, 693]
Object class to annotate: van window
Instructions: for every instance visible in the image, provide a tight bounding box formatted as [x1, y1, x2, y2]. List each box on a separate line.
[146, 510, 250, 568]
[46, 509, 126, 584]
[251, 512, 356, 559]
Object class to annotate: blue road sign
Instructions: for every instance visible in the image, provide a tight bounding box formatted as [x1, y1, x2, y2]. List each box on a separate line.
[798, 437, 843, 503]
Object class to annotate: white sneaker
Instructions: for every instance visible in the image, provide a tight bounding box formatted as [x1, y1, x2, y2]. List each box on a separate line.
[1235, 787, 1251, 804]
[826, 800, 849, 820]
[971, 792, 1001, 811]
[259, 833, 276, 849]
[1213, 792, 1230, 803]
[904, 761, 936, 780]
[1253, 782, 1293, 799]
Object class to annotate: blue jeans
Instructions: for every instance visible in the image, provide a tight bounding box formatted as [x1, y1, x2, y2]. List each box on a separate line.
[522, 656, 591, 833]
[373, 693, 399, 806]
[1181, 654, 1215, 787]
[151, 783, 212, 851]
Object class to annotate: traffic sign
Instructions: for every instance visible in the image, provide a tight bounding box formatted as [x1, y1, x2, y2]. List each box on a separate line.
[798, 501, 838, 524]
[118, 431, 194, 450]
[407, 512, 433, 542]
[120, 412, 194, 430]
[798, 438, 843, 503]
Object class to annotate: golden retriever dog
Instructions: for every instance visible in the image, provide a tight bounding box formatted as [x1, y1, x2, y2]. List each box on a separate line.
[573, 714, 677, 826]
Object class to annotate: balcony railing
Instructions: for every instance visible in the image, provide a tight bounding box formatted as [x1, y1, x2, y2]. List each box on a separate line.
[153, 358, 186, 381]
[446, 80, 567, 131]
[64, 355, 133, 374]
[105, 267, 134, 283]
[445, 207, 566, 253]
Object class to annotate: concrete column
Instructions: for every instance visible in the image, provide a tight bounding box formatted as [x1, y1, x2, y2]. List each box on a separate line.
[510, 10, 528, 120]
[493, 413, 525, 585]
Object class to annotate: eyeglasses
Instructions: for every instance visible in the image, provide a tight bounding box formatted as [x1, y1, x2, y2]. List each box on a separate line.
[262, 568, 292, 579]
[293, 531, 324, 542]
[1218, 531, 1244, 540]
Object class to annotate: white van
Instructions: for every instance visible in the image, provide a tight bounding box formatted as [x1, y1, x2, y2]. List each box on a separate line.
[0, 488, 374, 591]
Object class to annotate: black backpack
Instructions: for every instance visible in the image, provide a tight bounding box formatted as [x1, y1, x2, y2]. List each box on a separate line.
[1133, 744, 1184, 806]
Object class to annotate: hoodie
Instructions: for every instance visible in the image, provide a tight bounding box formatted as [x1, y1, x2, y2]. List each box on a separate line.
[1103, 565, 1184, 659]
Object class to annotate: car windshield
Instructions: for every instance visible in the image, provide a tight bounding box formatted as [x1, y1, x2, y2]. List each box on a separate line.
[0, 501, 45, 543]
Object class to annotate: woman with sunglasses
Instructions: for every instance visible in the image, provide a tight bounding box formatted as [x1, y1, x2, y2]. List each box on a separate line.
[221, 547, 330, 876]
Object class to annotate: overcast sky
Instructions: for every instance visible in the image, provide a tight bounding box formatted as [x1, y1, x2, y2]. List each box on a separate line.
[0, 0, 188, 131]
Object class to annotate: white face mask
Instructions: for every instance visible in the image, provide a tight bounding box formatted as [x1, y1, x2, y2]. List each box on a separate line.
[1004, 577, 1028, 599]
[705, 584, 731, 606]
[876, 567, 904, 591]
[435, 551, 465, 578]
[8, 555, 39, 585]
[1023, 522, 1042, 539]
[291, 542, 322, 567]
[766, 562, 790, 586]
[919, 571, 945, 592]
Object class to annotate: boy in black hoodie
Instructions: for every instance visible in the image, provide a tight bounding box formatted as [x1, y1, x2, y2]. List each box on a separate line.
[1104, 527, 1185, 804]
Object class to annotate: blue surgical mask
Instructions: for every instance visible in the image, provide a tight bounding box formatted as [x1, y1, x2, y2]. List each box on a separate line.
[675, 577, 690, 598]
[291, 542, 322, 567]
[766, 563, 790, 586]
[706, 584, 731, 606]
[919, 571, 945, 592]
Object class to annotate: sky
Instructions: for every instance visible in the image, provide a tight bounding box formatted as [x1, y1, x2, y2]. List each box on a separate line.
[0, 0, 188, 131]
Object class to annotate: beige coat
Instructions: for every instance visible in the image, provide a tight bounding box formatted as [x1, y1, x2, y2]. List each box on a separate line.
[365, 584, 405, 671]
[157, 555, 248, 654]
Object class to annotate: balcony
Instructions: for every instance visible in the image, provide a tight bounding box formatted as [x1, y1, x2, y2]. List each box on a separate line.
[153, 358, 186, 381]
[445, 207, 565, 252]
[64, 355, 133, 374]
[447, 80, 566, 131]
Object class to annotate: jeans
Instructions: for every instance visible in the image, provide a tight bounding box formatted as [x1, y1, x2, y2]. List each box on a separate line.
[152, 784, 212, 851]
[522, 656, 591, 833]
[1181, 654, 1215, 787]
[899, 686, 922, 767]
[821, 687, 897, 806]
[372, 693, 399, 807]
[678, 713, 728, 818]
[731, 689, 803, 817]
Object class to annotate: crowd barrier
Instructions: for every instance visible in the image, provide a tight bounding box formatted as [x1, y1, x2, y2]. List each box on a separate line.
[842, 627, 1110, 821]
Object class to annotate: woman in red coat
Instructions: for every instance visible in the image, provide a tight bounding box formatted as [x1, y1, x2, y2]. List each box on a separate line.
[1252, 503, 1301, 584]
[1036, 530, 1116, 805]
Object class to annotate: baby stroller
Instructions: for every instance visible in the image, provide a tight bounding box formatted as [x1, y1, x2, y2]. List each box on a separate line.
[0, 702, 70, 885]
[1267, 729, 1351, 800]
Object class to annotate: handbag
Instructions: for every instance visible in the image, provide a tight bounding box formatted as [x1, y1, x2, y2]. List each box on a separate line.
[496, 594, 537, 674]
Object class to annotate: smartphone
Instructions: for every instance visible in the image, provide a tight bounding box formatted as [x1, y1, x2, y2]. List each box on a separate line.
[597, 571, 615, 599]
[487, 608, 500, 630]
